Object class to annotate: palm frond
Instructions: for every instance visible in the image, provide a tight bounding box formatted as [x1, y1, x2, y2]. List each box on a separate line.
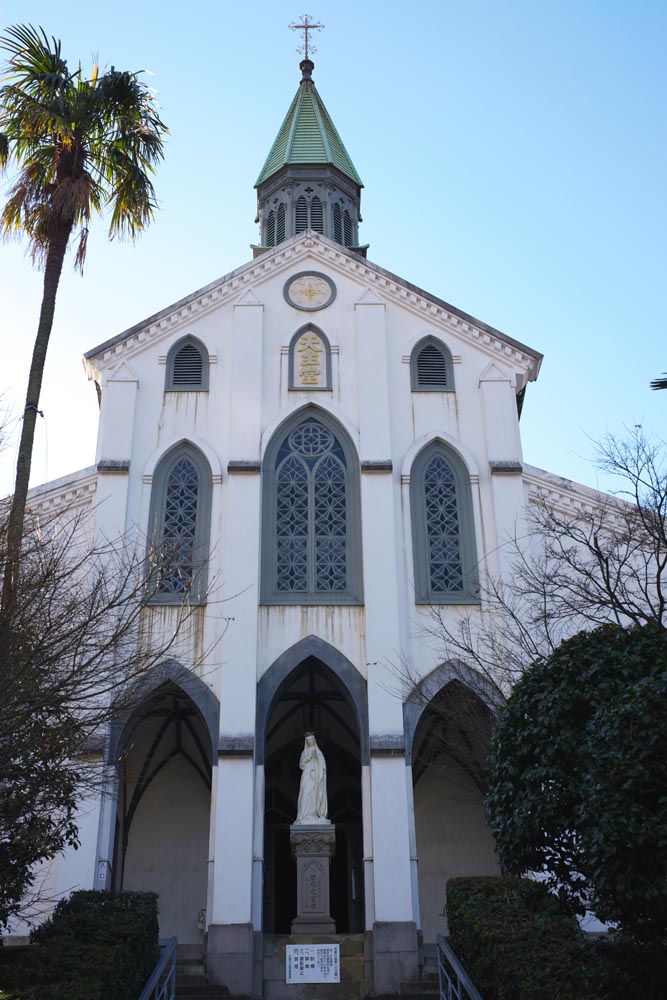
[0, 25, 167, 265]
[650, 375, 667, 391]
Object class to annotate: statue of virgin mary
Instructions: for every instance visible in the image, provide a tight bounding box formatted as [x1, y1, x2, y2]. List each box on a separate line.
[295, 733, 328, 824]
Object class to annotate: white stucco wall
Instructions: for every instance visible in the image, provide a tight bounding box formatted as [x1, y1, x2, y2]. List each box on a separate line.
[123, 754, 210, 943]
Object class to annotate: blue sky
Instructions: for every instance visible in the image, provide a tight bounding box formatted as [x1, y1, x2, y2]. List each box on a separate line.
[1, 0, 665, 496]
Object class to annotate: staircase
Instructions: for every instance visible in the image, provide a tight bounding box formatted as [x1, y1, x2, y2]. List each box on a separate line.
[175, 945, 229, 1000]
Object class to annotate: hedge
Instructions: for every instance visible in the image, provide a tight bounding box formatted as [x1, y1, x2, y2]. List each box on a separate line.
[0, 891, 159, 1000]
[446, 876, 666, 1000]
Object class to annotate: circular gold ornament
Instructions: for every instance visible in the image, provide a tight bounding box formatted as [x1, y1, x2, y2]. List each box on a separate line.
[284, 271, 336, 311]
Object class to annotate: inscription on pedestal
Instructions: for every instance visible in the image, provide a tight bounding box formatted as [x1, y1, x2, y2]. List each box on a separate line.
[290, 822, 336, 934]
[303, 861, 323, 912]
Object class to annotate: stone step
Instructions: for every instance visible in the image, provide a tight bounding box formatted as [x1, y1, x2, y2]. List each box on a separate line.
[400, 982, 440, 997]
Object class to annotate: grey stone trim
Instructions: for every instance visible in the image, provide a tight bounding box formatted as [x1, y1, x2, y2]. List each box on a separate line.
[402, 660, 502, 764]
[490, 460, 523, 475]
[361, 460, 393, 473]
[97, 460, 130, 474]
[106, 658, 220, 766]
[218, 736, 254, 757]
[370, 735, 405, 757]
[371, 921, 419, 994]
[75, 733, 106, 756]
[207, 923, 254, 995]
[227, 460, 261, 474]
[256, 635, 369, 765]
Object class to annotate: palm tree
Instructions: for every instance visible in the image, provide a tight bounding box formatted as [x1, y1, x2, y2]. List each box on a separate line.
[650, 375, 667, 390]
[0, 24, 168, 613]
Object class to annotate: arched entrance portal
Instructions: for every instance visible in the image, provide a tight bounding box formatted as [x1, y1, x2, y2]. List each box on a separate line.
[263, 656, 364, 934]
[410, 679, 499, 941]
[113, 682, 212, 943]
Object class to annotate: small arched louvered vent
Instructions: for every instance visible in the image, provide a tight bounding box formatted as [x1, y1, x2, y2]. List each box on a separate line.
[311, 197, 324, 233]
[343, 210, 352, 247]
[295, 196, 308, 234]
[266, 210, 276, 247]
[166, 338, 209, 391]
[332, 204, 342, 244]
[411, 339, 454, 392]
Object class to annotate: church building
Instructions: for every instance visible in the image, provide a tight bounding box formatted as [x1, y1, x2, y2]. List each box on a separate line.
[17, 47, 590, 997]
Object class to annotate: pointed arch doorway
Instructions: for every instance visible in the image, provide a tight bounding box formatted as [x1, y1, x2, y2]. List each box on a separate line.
[262, 654, 366, 934]
[112, 682, 213, 943]
[408, 677, 499, 941]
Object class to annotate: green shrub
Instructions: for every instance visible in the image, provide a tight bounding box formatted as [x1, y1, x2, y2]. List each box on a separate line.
[0, 891, 159, 1000]
[446, 876, 666, 1000]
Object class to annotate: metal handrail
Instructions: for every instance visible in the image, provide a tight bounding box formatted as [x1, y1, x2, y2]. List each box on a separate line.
[436, 934, 485, 1000]
[137, 936, 177, 1000]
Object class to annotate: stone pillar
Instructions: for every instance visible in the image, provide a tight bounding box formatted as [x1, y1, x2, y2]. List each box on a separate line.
[290, 824, 336, 934]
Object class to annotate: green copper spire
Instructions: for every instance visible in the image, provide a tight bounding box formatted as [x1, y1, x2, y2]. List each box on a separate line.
[255, 60, 363, 189]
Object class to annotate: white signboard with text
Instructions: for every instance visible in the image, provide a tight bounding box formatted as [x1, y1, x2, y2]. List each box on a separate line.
[285, 944, 340, 983]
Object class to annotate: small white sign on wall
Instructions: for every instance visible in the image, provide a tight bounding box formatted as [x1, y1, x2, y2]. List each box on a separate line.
[286, 944, 340, 984]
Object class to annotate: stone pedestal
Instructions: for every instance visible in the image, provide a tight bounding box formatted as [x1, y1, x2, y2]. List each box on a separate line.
[290, 823, 336, 934]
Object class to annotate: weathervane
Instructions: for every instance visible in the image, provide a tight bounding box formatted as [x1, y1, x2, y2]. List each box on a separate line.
[289, 14, 325, 60]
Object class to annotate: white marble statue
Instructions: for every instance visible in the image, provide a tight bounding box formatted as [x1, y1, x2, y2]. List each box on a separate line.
[295, 733, 328, 824]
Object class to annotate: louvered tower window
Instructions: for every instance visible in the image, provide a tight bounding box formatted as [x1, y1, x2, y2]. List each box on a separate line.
[295, 195, 324, 235]
[261, 410, 363, 605]
[332, 204, 342, 244]
[148, 444, 212, 604]
[295, 196, 308, 234]
[166, 337, 209, 391]
[311, 197, 324, 233]
[410, 337, 455, 392]
[266, 210, 276, 247]
[410, 442, 479, 605]
[343, 210, 353, 247]
[276, 204, 286, 243]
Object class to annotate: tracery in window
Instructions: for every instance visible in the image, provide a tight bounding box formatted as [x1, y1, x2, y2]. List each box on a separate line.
[410, 442, 478, 604]
[262, 411, 362, 604]
[148, 444, 212, 603]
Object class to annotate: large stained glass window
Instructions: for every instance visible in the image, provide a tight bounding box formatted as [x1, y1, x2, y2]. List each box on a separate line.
[263, 412, 361, 604]
[148, 445, 212, 603]
[411, 443, 479, 604]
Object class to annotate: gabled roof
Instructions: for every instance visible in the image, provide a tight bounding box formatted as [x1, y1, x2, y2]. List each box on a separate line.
[84, 232, 542, 387]
[255, 64, 362, 188]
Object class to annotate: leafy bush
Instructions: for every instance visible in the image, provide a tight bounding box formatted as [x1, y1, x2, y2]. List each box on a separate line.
[0, 891, 159, 1000]
[486, 624, 667, 941]
[446, 876, 666, 1000]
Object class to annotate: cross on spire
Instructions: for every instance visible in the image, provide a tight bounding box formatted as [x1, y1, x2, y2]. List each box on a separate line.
[289, 14, 325, 61]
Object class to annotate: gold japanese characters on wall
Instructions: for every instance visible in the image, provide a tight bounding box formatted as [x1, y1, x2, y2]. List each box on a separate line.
[288, 325, 332, 390]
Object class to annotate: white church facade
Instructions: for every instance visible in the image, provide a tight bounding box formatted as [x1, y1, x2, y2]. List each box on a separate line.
[15, 54, 597, 996]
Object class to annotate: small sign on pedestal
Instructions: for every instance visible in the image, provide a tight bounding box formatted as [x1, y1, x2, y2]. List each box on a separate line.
[286, 943, 340, 984]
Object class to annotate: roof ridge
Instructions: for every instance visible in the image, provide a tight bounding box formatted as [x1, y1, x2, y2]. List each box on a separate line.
[308, 82, 333, 163]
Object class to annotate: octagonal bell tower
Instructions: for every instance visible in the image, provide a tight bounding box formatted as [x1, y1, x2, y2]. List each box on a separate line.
[254, 58, 366, 257]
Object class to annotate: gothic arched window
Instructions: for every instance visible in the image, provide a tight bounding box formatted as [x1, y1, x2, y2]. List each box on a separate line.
[148, 444, 212, 603]
[261, 411, 362, 604]
[165, 336, 209, 391]
[410, 442, 479, 604]
[410, 336, 455, 392]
